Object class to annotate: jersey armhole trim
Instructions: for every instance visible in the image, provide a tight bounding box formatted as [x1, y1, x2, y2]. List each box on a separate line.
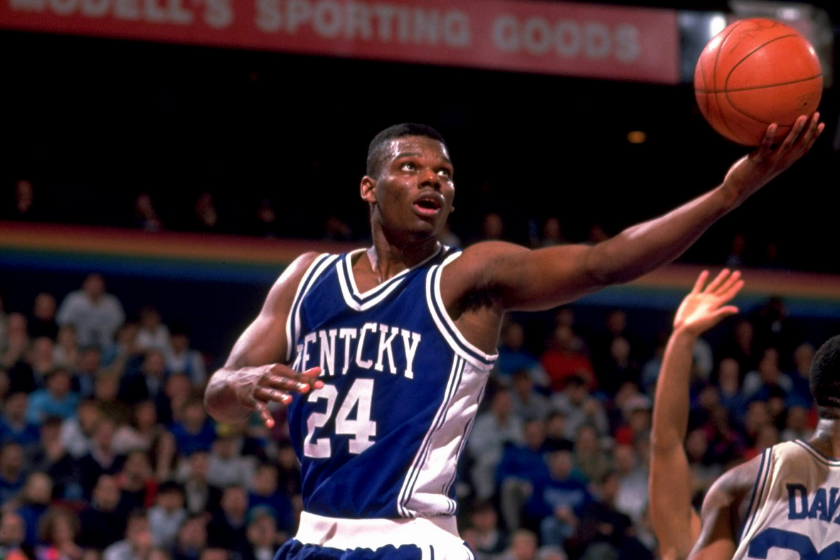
[285, 254, 339, 363]
[794, 439, 840, 466]
[738, 447, 773, 545]
[426, 253, 497, 370]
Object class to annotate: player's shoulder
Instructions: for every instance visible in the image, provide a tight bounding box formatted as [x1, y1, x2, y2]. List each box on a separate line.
[445, 240, 528, 279]
[261, 251, 336, 315]
[706, 452, 765, 505]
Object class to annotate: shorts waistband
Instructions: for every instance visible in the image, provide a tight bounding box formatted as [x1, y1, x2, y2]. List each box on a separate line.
[295, 511, 461, 549]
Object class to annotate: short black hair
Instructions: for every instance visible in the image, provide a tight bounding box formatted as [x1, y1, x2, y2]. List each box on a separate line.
[811, 335, 840, 415]
[366, 123, 447, 178]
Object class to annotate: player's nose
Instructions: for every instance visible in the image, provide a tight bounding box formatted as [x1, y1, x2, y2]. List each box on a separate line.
[418, 167, 441, 189]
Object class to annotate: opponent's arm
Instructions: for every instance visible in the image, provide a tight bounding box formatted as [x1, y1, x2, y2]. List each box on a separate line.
[452, 115, 822, 312]
[651, 270, 743, 560]
[688, 456, 762, 560]
[204, 252, 324, 427]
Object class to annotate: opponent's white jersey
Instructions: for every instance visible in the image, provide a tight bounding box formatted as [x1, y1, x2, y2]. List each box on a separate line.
[734, 440, 840, 560]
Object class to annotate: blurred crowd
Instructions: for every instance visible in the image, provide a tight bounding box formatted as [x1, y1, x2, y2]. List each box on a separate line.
[0, 266, 819, 560]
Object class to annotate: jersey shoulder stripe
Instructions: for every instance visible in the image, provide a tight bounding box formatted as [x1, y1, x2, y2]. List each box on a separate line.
[793, 439, 840, 466]
[738, 447, 773, 543]
[285, 254, 340, 362]
[426, 253, 496, 369]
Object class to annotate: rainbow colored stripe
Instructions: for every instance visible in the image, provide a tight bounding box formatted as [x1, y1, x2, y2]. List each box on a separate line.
[2, 221, 840, 316]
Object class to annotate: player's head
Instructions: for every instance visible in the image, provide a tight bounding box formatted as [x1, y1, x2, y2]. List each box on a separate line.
[811, 335, 840, 417]
[366, 123, 448, 179]
[361, 123, 455, 241]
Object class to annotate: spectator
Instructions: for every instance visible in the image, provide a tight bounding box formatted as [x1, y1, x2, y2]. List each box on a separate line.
[550, 375, 609, 439]
[468, 501, 507, 560]
[497, 419, 551, 532]
[171, 515, 207, 560]
[496, 320, 547, 386]
[26, 370, 80, 424]
[30, 294, 59, 341]
[192, 192, 224, 233]
[573, 424, 610, 484]
[3, 314, 32, 389]
[781, 405, 814, 441]
[61, 399, 102, 459]
[724, 232, 747, 267]
[788, 342, 816, 405]
[206, 486, 249, 553]
[241, 507, 279, 560]
[468, 389, 524, 500]
[56, 274, 125, 350]
[206, 430, 255, 489]
[171, 398, 216, 456]
[0, 510, 35, 560]
[117, 451, 156, 512]
[611, 443, 648, 528]
[612, 394, 652, 446]
[164, 325, 206, 387]
[509, 370, 551, 424]
[78, 418, 126, 497]
[136, 307, 170, 354]
[527, 448, 591, 548]
[93, 373, 127, 424]
[147, 481, 187, 549]
[101, 322, 143, 374]
[540, 217, 567, 247]
[543, 411, 573, 453]
[78, 475, 128, 550]
[28, 417, 83, 502]
[715, 358, 746, 413]
[247, 463, 293, 536]
[73, 347, 103, 398]
[541, 325, 595, 393]
[497, 529, 538, 560]
[148, 430, 177, 483]
[718, 319, 756, 375]
[27, 338, 57, 382]
[119, 350, 168, 406]
[0, 441, 26, 503]
[16, 472, 53, 546]
[132, 194, 164, 232]
[158, 373, 192, 426]
[36, 507, 82, 560]
[113, 401, 165, 455]
[180, 451, 222, 516]
[0, 393, 41, 448]
[4, 179, 41, 222]
[248, 198, 280, 238]
[53, 326, 80, 371]
[742, 347, 793, 400]
[102, 511, 153, 560]
[568, 471, 653, 560]
[275, 443, 301, 500]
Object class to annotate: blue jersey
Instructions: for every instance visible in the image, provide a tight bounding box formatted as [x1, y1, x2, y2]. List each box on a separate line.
[285, 245, 497, 519]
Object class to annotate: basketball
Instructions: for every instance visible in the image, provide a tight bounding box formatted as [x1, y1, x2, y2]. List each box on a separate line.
[694, 18, 822, 146]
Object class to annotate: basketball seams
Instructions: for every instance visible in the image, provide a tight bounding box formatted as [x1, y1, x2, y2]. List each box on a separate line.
[711, 20, 747, 143]
[695, 74, 823, 94]
[725, 34, 805, 90]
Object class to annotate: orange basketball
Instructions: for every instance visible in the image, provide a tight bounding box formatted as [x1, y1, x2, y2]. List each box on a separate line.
[694, 18, 822, 146]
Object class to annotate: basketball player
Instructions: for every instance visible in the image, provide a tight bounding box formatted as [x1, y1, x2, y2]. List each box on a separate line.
[205, 116, 823, 560]
[650, 272, 840, 560]
[649, 269, 743, 560]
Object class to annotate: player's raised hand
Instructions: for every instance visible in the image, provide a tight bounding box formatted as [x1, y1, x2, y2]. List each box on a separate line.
[673, 269, 744, 336]
[232, 364, 324, 427]
[722, 112, 824, 204]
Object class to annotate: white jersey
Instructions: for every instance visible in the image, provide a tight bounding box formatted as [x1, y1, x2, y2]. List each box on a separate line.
[734, 440, 840, 560]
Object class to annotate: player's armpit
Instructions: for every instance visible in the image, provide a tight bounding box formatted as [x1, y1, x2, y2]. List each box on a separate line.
[688, 456, 763, 560]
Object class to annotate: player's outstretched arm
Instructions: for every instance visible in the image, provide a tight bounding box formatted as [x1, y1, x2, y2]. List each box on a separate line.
[452, 114, 821, 313]
[650, 270, 743, 560]
[204, 252, 324, 427]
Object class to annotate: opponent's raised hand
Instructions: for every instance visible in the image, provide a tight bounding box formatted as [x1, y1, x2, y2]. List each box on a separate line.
[722, 112, 824, 205]
[233, 364, 323, 427]
[673, 269, 744, 336]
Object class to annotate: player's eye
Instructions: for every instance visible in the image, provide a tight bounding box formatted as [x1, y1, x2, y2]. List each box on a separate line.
[400, 162, 416, 171]
[437, 168, 452, 179]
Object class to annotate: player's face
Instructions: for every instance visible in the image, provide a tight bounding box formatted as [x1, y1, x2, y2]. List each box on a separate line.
[362, 136, 455, 241]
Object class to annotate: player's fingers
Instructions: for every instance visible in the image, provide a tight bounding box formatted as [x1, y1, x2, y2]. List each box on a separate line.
[704, 269, 730, 293]
[781, 116, 808, 152]
[719, 279, 745, 303]
[255, 385, 292, 405]
[714, 270, 741, 296]
[258, 404, 275, 429]
[691, 270, 709, 295]
[802, 119, 825, 153]
[756, 124, 777, 158]
[711, 306, 739, 322]
[302, 367, 325, 389]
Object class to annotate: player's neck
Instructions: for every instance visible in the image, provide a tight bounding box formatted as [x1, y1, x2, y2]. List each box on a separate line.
[808, 418, 840, 459]
[367, 231, 440, 283]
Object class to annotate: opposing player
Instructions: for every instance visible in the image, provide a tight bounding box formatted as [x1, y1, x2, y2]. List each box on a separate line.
[649, 269, 743, 560]
[650, 271, 840, 560]
[204, 117, 823, 560]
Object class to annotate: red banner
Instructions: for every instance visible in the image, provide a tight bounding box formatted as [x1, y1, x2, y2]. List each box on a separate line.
[0, 0, 680, 83]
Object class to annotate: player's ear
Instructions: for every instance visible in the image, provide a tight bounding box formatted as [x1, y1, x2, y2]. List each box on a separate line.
[360, 176, 376, 204]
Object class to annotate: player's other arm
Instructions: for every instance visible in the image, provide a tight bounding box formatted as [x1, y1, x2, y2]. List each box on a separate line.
[687, 456, 762, 560]
[204, 252, 324, 426]
[455, 115, 822, 312]
[650, 270, 743, 560]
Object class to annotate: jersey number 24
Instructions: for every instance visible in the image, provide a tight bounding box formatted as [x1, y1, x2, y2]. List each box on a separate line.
[303, 379, 377, 458]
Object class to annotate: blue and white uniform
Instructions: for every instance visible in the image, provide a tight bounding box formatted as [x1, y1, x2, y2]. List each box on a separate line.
[277, 245, 496, 560]
[734, 440, 840, 560]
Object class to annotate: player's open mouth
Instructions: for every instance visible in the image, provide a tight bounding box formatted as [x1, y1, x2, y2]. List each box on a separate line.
[413, 194, 443, 217]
